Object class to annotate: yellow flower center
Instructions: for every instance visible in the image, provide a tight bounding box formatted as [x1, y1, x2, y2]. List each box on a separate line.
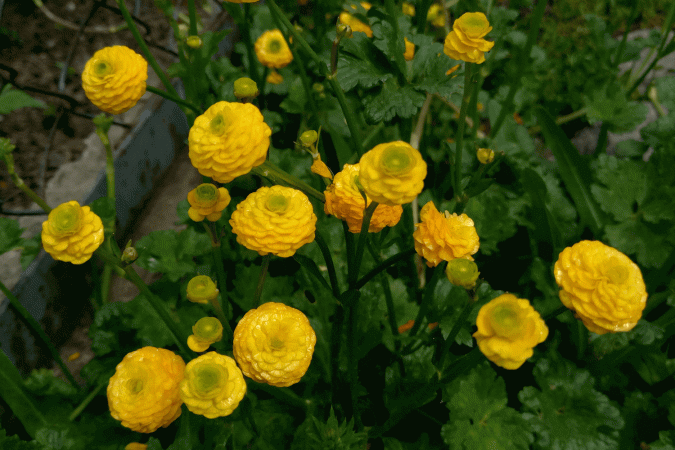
[48, 203, 83, 236]
[380, 145, 413, 175]
[127, 378, 144, 394]
[490, 304, 523, 338]
[193, 363, 227, 394]
[266, 193, 289, 213]
[270, 336, 285, 349]
[194, 184, 219, 207]
[607, 257, 629, 285]
[209, 113, 228, 136]
[93, 60, 113, 77]
[462, 16, 487, 30]
[267, 39, 283, 53]
[187, 275, 219, 303]
[194, 317, 222, 341]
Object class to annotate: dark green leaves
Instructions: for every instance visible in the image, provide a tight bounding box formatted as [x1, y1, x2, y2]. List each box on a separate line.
[363, 79, 426, 122]
[0, 217, 25, 255]
[337, 33, 394, 91]
[135, 227, 211, 281]
[519, 357, 624, 450]
[442, 363, 533, 450]
[304, 408, 367, 450]
[0, 84, 46, 114]
[584, 82, 648, 133]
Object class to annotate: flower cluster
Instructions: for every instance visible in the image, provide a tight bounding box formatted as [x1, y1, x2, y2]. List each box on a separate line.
[413, 202, 480, 267]
[41, 201, 104, 265]
[324, 163, 403, 233]
[187, 184, 231, 222]
[358, 141, 427, 206]
[473, 294, 548, 370]
[180, 352, 247, 418]
[444, 12, 494, 64]
[554, 240, 648, 334]
[188, 101, 271, 184]
[233, 302, 316, 387]
[107, 347, 185, 433]
[230, 185, 317, 257]
[82, 46, 148, 115]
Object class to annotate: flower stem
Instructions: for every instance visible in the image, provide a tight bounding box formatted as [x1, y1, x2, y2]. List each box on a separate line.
[253, 254, 271, 307]
[94, 115, 116, 305]
[146, 86, 202, 114]
[349, 202, 378, 287]
[408, 261, 447, 337]
[2, 152, 51, 213]
[314, 231, 340, 298]
[452, 64, 474, 202]
[434, 293, 475, 367]
[355, 247, 416, 290]
[187, 0, 198, 36]
[251, 161, 325, 203]
[0, 279, 78, 388]
[68, 378, 108, 421]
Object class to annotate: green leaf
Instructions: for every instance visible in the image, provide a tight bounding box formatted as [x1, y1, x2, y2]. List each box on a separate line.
[653, 76, 675, 111]
[89, 197, 116, 226]
[128, 294, 175, 349]
[591, 154, 648, 222]
[370, 12, 411, 74]
[0, 430, 46, 450]
[641, 114, 675, 149]
[88, 301, 135, 356]
[441, 363, 533, 450]
[521, 168, 563, 254]
[336, 33, 394, 92]
[0, 349, 47, 438]
[20, 234, 41, 270]
[363, 78, 426, 123]
[411, 34, 463, 100]
[0, 85, 46, 114]
[280, 77, 308, 114]
[649, 431, 675, 450]
[0, 217, 24, 255]
[306, 407, 367, 450]
[535, 107, 605, 235]
[24, 369, 77, 398]
[519, 357, 624, 450]
[135, 229, 199, 281]
[605, 220, 674, 268]
[584, 83, 648, 133]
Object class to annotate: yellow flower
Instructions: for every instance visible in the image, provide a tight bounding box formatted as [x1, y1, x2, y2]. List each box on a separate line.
[554, 240, 648, 334]
[324, 163, 402, 233]
[402, 2, 415, 16]
[107, 347, 185, 433]
[446, 258, 479, 289]
[444, 12, 494, 64]
[187, 184, 231, 222]
[413, 202, 479, 267]
[404, 37, 415, 61]
[311, 157, 333, 179]
[187, 317, 223, 352]
[180, 352, 246, 418]
[255, 30, 293, 69]
[234, 77, 259, 99]
[125, 444, 147, 450]
[446, 64, 461, 76]
[473, 294, 548, 370]
[187, 275, 219, 304]
[230, 185, 317, 257]
[233, 302, 316, 387]
[188, 101, 271, 184]
[41, 201, 104, 265]
[266, 70, 284, 84]
[82, 46, 147, 115]
[358, 141, 427, 206]
[339, 3, 373, 38]
[477, 147, 495, 164]
[426, 4, 445, 28]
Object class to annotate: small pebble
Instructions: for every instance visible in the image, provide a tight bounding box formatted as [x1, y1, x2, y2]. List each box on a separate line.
[65, 2, 76, 12]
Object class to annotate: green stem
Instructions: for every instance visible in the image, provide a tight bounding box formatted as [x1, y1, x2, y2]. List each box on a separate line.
[435, 294, 475, 367]
[116, 0, 179, 98]
[314, 231, 340, 298]
[210, 250, 231, 323]
[68, 378, 108, 421]
[408, 262, 447, 337]
[254, 254, 271, 306]
[266, 0, 363, 156]
[355, 248, 416, 290]
[543, 305, 569, 321]
[527, 107, 588, 135]
[251, 161, 325, 202]
[187, 0, 198, 36]
[248, 381, 308, 411]
[379, 262, 399, 338]
[0, 280, 78, 388]
[349, 202, 378, 287]
[612, 0, 640, 67]
[343, 221, 356, 277]
[452, 65, 473, 201]
[146, 86, 202, 114]
[3, 153, 51, 213]
[347, 300, 361, 429]
[243, 3, 261, 87]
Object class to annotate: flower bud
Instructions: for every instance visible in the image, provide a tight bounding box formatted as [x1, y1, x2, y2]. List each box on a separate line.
[122, 246, 138, 263]
[446, 258, 479, 289]
[336, 23, 353, 40]
[188, 317, 224, 352]
[233, 77, 259, 99]
[313, 83, 325, 94]
[477, 148, 495, 164]
[300, 130, 319, 147]
[186, 35, 203, 49]
[187, 275, 219, 304]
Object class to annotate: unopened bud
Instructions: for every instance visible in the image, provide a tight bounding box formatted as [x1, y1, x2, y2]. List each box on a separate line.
[299, 130, 318, 147]
[186, 35, 203, 49]
[446, 259, 479, 289]
[233, 77, 259, 99]
[187, 275, 219, 304]
[121, 246, 138, 263]
[477, 148, 495, 164]
[336, 23, 353, 40]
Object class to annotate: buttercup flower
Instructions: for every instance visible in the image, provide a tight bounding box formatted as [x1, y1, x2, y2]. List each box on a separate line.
[358, 141, 427, 206]
[426, 4, 445, 28]
[41, 200, 104, 264]
[554, 240, 648, 334]
[107, 347, 185, 433]
[180, 352, 246, 418]
[230, 185, 316, 257]
[233, 302, 316, 387]
[255, 30, 293, 69]
[82, 46, 148, 114]
[187, 184, 231, 222]
[446, 258, 479, 289]
[443, 12, 494, 64]
[473, 294, 548, 370]
[324, 163, 402, 233]
[404, 37, 415, 61]
[311, 157, 333, 179]
[266, 70, 284, 84]
[188, 317, 224, 352]
[413, 202, 479, 267]
[339, 2, 373, 37]
[187, 275, 219, 304]
[477, 147, 495, 164]
[189, 101, 271, 183]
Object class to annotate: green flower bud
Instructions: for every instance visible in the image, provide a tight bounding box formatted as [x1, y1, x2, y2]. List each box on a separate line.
[477, 148, 495, 164]
[446, 258, 479, 289]
[193, 317, 223, 342]
[299, 130, 318, 147]
[233, 77, 259, 99]
[186, 35, 203, 49]
[187, 275, 219, 304]
[336, 23, 353, 40]
[122, 247, 138, 263]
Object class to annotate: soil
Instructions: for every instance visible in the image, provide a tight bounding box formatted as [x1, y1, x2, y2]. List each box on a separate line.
[0, 0, 173, 209]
